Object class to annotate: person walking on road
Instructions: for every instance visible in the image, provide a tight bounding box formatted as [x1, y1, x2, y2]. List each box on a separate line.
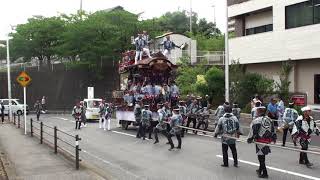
[279, 102, 298, 146]
[154, 103, 169, 144]
[178, 100, 187, 137]
[135, 99, 143, 138]
[99, 100, 106, 129]
[140, 104, 153, 140]
[34, 100, 42, 121]
[267, 98, 279, 127]
[232, 103, 241, 122]
[214, 102, 228, 129]
[103, 103, 112, 131]
[186, 100, 199, 134]
[292, 106, 320, 168]
[80, 101, 87, 128]
[167, 108, 183, 151]
[0, 100, 5, 123]
[247, 106, 277, 178]
[72, 102, 83, 130]
[214, 104, 240, 167]
[41, 96, 47, 113]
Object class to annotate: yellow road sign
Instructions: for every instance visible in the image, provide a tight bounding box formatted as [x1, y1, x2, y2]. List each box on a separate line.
[16, 71, 32, 87]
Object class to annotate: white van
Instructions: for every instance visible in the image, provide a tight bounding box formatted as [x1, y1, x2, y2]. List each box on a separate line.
[83, 99, 102, 120]
[0, 99, 29, 115]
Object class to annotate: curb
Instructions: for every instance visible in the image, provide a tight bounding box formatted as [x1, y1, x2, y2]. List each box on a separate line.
[0, 152, 8, 180]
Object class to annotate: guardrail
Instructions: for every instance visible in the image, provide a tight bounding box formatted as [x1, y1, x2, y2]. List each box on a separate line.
[11, 113, 81, 170]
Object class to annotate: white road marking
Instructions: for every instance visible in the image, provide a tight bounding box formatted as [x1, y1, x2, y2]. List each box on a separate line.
[187, 131, 214, 138]
[47, 117, 320, 151]
[53, 117, 69, 121]
[111, 130, 150, 141]
[216, 155, 320, 180]
[111, 130, 136, 137]
[82, 149, 141, 179]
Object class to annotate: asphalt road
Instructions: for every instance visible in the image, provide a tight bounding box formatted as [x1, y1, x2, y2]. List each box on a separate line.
[24, 114, 320, 180]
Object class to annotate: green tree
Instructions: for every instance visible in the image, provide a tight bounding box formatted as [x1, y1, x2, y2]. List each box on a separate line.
[176, 57, 206, 96]
[0, 47, 6, 60]
[230, 60, 246, 102]
[236, 73, 274, 108]
[58, 9, 139, 63]
[196, 18, 221, 38]
[192, 34, 224, 51]
[276, 60, 293, 102]
[196, 66, 225, 104]
[10, 16, 65, 67]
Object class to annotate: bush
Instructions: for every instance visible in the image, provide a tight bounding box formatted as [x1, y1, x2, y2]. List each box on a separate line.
[234, 73, 274, 108]
[176, 57, 206, 96]
[242, 103, 252, 114]
[196, 66, 225, 105]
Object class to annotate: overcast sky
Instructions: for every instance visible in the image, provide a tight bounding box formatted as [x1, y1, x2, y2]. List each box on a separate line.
[0, 0, 226, 40]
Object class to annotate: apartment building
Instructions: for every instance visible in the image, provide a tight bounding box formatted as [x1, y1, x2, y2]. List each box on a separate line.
[228, 0, 320, 104]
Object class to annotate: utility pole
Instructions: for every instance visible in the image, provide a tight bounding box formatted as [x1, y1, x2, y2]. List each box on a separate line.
[212, 5, 216, 25]
[189, 0, 192, 34]
[225, 0, 230, 102]
[6, 34, 12, 121]
[80, 0, 83, 12]
[79, 0, 83, 20]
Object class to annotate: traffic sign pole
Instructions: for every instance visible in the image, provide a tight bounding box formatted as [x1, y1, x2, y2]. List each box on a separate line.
[24, 87, 27, 135]
[16, 71, 31, 135]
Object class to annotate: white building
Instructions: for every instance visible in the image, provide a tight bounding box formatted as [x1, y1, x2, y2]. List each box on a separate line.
[228, 0, 320, 104]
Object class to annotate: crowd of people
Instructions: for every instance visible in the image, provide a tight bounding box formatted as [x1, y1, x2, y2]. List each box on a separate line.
[68, 92, 320, 179]
[214, 98, 319, 178]
[123, 81, 180, 108]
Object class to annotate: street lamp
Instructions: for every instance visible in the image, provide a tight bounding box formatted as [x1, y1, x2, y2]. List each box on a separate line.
[225, 0, 230, 102]
[211, 1, 229, 102]
[6, 33, 12, 121]
[6, 25, 16, 121]
[189, 0, 192, 34]
[212, 5, 216, 25]
[80, 0, 83, 12]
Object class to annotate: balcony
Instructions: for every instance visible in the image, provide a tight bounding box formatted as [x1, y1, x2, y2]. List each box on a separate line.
[171, 50, 225, 65]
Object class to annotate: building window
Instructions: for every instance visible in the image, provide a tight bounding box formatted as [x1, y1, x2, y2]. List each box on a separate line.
[245, 24, 273, 35]
[286, 0, 320, 29]
[315, 0, 320, 23]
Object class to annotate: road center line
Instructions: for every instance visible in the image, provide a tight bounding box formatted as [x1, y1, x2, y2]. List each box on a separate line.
[82, 149, 141, 179]
[111, 130, 150, 141]
[53, 117, 69, 121]
[216, 155, 320, 180]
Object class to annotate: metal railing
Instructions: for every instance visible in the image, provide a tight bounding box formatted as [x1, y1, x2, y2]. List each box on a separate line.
[11, 114, 81, 170]
[170, 50, 225, 65]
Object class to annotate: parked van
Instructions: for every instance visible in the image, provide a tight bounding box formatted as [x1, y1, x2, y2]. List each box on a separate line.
[83, 99, 102, 120]
[0, 99, 29, 115]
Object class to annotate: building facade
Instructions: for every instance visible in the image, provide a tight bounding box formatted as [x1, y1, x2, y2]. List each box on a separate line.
[228, 0, 320, 104]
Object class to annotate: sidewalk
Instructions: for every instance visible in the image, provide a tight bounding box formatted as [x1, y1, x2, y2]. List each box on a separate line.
[0, 123, 105, 180]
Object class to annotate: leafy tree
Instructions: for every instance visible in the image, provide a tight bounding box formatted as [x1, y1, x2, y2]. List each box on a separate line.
[236, 73, 274, 108]
[176, 57, 206, 96]
[276, 60, 293, 102]
[196, 66, 225, 104]
[57, 9, 139, 63]
[230, 60, 246, 102]
[0, 46, 6, 60]
[10, 16, 65, 67]
[196, 18, 221, 38]
[156, 10, 194, 34]
[192, 33, 224, 51]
